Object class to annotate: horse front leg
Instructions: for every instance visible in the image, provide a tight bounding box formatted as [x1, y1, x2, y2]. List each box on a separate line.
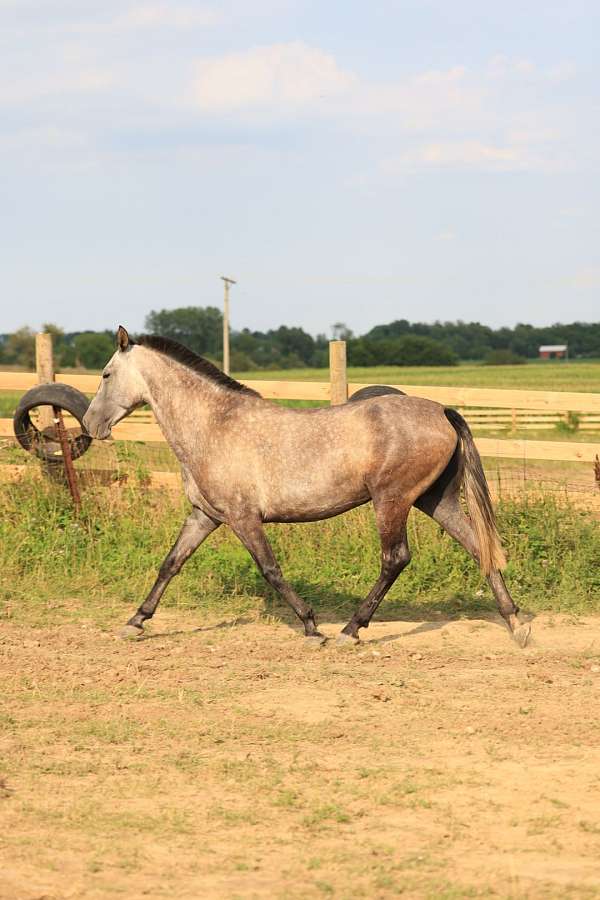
[231, 518, 326, 646]
[121, 507, 220, 639]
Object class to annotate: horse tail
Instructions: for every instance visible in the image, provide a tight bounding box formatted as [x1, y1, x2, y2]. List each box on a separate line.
[444, 407, 506, 575]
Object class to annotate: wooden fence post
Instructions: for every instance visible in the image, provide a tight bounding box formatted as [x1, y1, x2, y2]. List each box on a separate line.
[35, 332, 54, 429]
[329, 340, 348, 405]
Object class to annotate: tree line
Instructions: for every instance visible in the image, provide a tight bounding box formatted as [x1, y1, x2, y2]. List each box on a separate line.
[2, 309, 600, 370]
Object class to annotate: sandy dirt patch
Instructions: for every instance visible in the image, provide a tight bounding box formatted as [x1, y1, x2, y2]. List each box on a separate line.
[2, 608, 600, 898]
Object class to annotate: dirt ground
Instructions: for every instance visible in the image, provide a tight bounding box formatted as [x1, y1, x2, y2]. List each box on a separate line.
[2, 606, 600, 899]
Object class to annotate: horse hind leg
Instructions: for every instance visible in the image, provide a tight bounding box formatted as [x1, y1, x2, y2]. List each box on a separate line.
[339, 501, 412, 644]
[415, 484, 530, 648]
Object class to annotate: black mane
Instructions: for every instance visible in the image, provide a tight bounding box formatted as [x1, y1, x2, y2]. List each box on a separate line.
[134, 334, 259, 396]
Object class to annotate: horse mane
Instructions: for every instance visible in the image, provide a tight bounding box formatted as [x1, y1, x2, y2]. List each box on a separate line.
[133, 334, 260, 397]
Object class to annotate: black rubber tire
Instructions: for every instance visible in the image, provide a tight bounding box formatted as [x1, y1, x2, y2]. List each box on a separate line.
[13, 383, 92, 462]
[348, 385, 406, 403]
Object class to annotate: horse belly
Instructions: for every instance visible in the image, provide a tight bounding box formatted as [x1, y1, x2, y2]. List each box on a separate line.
[259, 464, 370, 523]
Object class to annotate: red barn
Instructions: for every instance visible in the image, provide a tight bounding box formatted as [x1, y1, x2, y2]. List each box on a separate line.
[539, 344, 568, 360]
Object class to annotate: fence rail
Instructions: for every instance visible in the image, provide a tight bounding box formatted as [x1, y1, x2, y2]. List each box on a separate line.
[4, 369, 600, 411]
[347, 383, 600, 414]
[2, 361, 600, 466]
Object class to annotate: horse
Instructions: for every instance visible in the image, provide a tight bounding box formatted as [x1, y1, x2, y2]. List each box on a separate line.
[82, 327, 530, 648]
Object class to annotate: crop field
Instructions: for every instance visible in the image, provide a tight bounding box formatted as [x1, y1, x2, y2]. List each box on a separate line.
[2, 484, 600, 898]
[237, 360, 600, 393]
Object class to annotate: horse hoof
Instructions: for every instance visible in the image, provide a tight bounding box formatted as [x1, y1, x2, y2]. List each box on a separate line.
[120, 624, 144, 641]
[305, 634, 327, 648]
[336, 632, 359, 648]
[513, 623, 531, 649]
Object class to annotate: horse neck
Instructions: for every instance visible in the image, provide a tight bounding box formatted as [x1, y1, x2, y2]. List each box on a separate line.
[135, 350, 233, 457]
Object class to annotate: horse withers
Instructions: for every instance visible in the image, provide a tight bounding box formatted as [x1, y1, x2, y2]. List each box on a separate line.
[83, 327, 530, 648]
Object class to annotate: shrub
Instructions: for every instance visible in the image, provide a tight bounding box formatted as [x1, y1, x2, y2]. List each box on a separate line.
[484, 349, 526, 366]
[555, 412, 580, 434]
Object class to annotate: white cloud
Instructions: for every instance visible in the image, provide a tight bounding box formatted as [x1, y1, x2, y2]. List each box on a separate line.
[345, 65, 487, 133]
[113, 3, 222, 29]
[487, 54, 576, 84]
[0, 1, 222, 30]
[379, 138, 568, 175]
[190, 52, 485, 127]
[1, 125, 86, 150]
[384, 141, 521, 172]
[188, 49, 570, 177]
[0, 68, 114, 105]
[487, 55, 536, 78]
[192, 42, 355, 112]
[0, 14, 580, 180]
[0, 125, 93, 173]
[571, 267, 600, 289]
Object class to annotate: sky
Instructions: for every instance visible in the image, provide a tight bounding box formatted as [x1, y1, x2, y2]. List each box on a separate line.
[1, 0, 599, 337]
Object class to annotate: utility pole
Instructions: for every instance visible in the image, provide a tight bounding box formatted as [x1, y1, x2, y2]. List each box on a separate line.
[220, 276, 236, 375]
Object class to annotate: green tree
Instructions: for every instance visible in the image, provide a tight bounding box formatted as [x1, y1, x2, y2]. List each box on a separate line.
[74, 332, 115, 370]
[41, 322, 78, 368]
[229, 350, 257, 372]
[2, 327, 35, 368]
[231, 325, 317, 369]
[347, 338, 377, 366]
[348, 335, 457, 367]
[145, 307, 223, 356]
[331, 322, 354, 341]
[270, 326, 315, 366]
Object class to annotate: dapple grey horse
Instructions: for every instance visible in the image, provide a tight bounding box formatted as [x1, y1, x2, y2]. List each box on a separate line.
[83, 327, 530, 648]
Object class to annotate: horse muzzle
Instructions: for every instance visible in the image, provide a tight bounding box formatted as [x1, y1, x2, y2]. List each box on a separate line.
[82, 411, 112, 441]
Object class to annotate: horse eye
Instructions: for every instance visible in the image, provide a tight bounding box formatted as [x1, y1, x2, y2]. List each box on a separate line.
[102, 372, 110, 379]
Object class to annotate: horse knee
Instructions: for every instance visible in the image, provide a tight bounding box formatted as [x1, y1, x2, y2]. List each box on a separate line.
[260, 562, 284, 587]
[382, 543, 411, 576]
[159, 555, 183, 579]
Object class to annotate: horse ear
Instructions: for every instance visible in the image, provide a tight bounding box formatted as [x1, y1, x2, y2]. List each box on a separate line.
[117, 326, 130, 351]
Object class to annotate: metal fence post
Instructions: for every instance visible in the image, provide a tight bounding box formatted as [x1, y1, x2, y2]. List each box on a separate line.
[34, 331, 81, 509]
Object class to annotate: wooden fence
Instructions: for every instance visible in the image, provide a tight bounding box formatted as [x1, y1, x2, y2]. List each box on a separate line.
[1, 339, 600, 475]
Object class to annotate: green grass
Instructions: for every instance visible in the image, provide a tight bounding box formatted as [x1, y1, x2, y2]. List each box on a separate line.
[0, 390, 20, 417]
[1, 480, 599, 625]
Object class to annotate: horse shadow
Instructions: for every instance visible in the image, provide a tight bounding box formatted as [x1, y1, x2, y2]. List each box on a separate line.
[150, 570, 533, 645]
[255, 578, 533, 644]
